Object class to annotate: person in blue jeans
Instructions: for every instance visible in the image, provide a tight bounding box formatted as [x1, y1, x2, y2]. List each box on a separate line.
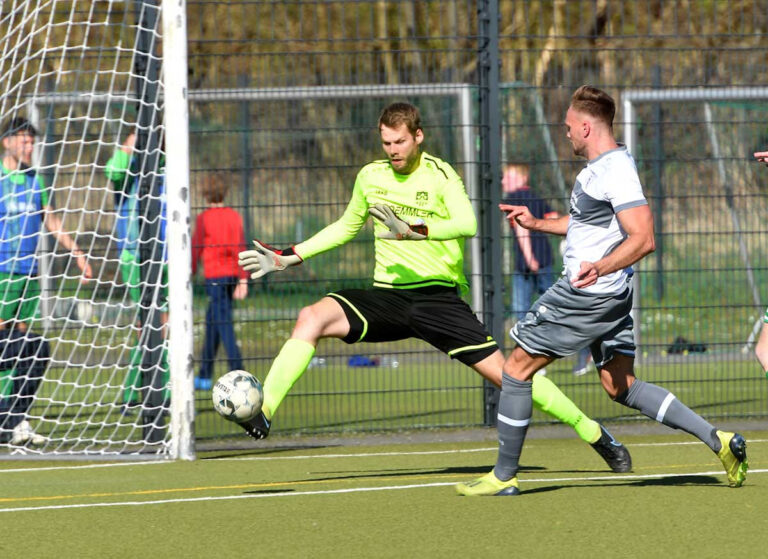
[502, 163, 590, 375]
[191, 175, 248, 390]
[502, 164, 557, 320]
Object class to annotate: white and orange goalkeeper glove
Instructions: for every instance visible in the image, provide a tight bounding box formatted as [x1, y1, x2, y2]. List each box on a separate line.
[238, 239, 303, 279]
[369, 204, 428, 240]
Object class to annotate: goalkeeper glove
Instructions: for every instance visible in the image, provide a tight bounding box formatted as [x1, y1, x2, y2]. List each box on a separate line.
[238, 239, 303, 279]
[369, 204, 428, 240]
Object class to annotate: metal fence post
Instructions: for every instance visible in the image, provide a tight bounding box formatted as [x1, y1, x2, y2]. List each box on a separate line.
[477, 0, 503, 426]
[135, 0, 166, 445]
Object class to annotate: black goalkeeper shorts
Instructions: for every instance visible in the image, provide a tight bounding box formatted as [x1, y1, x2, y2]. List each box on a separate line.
[327, 286, 498, 366]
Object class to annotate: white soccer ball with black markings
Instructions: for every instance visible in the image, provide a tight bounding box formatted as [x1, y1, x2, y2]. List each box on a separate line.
[212, 370, 263, 422]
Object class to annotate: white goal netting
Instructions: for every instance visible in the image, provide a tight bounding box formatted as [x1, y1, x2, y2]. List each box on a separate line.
[0, 0, 192, 458]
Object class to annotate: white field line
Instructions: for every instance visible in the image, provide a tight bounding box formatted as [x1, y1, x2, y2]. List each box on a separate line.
[1, 439, 766, 472]
[0, 460, 171, 474]
[1, 469, 766, 514]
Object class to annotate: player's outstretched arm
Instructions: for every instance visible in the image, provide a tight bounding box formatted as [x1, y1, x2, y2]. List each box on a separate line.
[369, 204, 428, 240]
[238, 239, 303, 279]
[499, 203, 569, 236]
[43, 207, 93, 281]
[755, 150, 768, 166]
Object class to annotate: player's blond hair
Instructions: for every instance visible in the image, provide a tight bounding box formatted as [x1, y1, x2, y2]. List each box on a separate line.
[570, 85, 615, 128]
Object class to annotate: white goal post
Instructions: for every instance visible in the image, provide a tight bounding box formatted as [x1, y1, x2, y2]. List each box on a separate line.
[0, 0, 193, 459]
[623, 86, 768, 353]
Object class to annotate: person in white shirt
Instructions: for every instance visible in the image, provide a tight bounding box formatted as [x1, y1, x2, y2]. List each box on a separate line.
[457, 85, 748, 496]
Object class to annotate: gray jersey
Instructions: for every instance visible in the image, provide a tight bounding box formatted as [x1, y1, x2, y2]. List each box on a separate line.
[563, 145, 647, 295]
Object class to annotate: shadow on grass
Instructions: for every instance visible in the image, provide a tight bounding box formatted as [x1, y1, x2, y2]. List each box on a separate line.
[624, 474, 721, 487]
[242, 489, 295, 495]
[522, 474, 721, 495]
[304, 464, 546, 482]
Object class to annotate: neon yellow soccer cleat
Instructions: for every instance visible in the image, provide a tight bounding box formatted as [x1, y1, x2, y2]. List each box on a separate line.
[716, 431, 748, 488]
[455, 470, 520, 496]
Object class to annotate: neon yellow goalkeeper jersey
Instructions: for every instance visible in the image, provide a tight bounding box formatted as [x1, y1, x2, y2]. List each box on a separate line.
[295, 151, 476, 293]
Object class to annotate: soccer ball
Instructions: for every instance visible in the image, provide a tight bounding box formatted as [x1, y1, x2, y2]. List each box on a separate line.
[212, 370, 263, 422]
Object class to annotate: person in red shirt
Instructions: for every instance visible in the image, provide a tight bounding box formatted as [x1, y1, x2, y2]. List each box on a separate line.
[191, 175, 248, 391]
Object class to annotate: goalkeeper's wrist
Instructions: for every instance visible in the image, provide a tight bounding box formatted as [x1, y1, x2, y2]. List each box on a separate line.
[410, 219, 428, 238]
[281, 246, 303, 262]
[256, 239, 303, 262]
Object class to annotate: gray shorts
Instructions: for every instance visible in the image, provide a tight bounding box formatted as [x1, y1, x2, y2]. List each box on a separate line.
[510, 276, 635, 368]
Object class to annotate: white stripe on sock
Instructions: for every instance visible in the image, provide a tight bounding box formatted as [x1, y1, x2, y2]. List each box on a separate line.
[656, 393, 676, 422]
[497, 413, 530, 427]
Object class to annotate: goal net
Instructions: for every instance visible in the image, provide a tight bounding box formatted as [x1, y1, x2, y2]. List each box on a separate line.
[0, 0, 192, 458]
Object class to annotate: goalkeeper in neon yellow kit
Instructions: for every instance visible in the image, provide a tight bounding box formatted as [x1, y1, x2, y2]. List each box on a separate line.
[237, 102, 631, 472]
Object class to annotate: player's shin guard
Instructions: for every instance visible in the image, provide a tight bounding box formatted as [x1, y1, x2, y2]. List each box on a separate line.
[494, 374, 532, 481]
[262, 339, 315, 418]
[615, 379, 719, 452]
[532, 373, 601, 443]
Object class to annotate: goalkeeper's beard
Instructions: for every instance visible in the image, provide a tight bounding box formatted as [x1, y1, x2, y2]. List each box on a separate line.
[390, 151, 420, 174]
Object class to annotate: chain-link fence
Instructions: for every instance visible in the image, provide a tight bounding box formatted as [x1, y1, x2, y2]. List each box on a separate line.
[179, 0, 768, 440]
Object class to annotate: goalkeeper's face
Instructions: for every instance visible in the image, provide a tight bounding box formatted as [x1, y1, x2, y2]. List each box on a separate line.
[2, 132, 34, 168]
[380, 123, 424, 175]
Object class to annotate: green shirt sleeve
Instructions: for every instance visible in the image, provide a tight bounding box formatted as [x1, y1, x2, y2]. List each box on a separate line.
[105, 149, 132, 190]
[294, 180, 368, 260]
[423, 170, 476, 240]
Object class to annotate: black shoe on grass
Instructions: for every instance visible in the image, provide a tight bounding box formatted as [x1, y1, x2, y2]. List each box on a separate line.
[591, 424, 632, 473]
[238, 411, 271, 440]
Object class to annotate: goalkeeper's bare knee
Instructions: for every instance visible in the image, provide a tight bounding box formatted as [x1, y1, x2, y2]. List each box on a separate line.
[293, 299, 350, 341]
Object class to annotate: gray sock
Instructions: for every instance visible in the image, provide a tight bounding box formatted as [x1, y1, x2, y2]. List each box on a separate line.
[494, 374, 533, 481]
[615, 379, 720, 452]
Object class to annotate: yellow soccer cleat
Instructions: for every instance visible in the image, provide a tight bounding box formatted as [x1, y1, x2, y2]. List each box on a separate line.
[455, 470, 520, 496]
[716, 431, 748, 488]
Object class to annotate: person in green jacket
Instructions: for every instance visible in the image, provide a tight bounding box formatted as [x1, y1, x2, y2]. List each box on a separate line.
[105, 132, 169, 412]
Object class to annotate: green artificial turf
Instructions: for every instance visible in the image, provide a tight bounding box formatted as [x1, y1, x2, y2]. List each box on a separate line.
[1, 428, 766, 558]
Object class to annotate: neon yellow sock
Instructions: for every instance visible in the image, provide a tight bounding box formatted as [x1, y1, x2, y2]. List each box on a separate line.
[532, 373, 601, 443]
[261, 338, 316, 419]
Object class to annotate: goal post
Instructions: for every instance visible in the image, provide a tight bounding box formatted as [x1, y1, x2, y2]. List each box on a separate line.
[0, 0, 192, 459]
[163, 0, 194, 461]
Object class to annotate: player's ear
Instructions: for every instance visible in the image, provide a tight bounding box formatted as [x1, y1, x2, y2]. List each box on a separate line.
[414, 128, 424, 145]
[582, 119, 591, 139]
